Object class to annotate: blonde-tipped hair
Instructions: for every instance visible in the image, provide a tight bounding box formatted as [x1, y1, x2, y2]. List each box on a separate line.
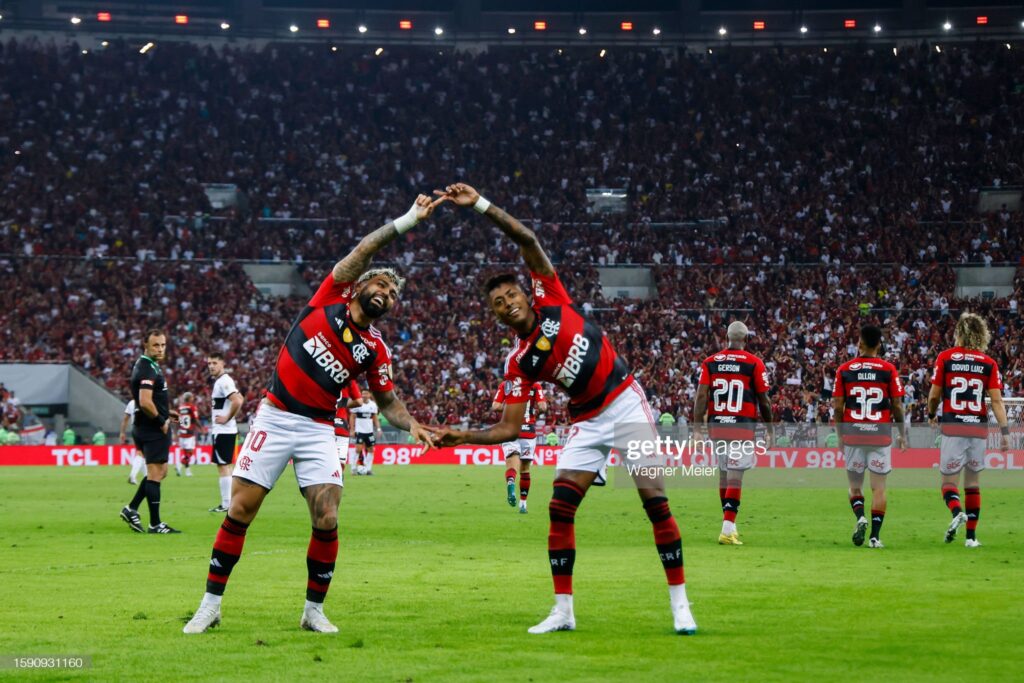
[954, 312, 990, 352]
[357, 267, 406, 294]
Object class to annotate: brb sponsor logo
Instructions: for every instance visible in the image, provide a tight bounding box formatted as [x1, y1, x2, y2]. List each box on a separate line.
[555, 334, 590, 388]
[303, 333, 351, 384]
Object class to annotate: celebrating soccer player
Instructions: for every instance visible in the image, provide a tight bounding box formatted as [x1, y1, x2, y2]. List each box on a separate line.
[927, 313, 1010, 547]
[692, 321, 773, 546]
[432, 183, 696, 635]
[492, 379, 547, 513]
[832, 326, 907, 548]
[183, 195, 441, 635]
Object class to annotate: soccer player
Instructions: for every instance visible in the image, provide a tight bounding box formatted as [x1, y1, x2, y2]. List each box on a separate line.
[183, 195, 440, 635]
[350, 397, 380, 475]
[927, 313, 1010, 547]
[492, 379, 547, 513]
[334, 379, 363, 471]
[207, 354, 243, 512]
[692, 321, 773, 546]
[119, 329, 181, 534]
[432, 183, 696, 635]
[119, 399, 146, 485]
[176, 391, 199, 477]
[832, 326, 907, 549]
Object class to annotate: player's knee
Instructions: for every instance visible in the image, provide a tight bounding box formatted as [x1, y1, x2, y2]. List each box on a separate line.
[315, 511, 338, 530]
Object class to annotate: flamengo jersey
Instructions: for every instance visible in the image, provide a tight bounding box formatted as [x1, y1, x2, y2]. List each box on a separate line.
[931, 346, 1002, 438]
[494, 381, 546, 438]
[833, 357, 904, 446]
[267, 274, 394, 423]
[698, 349, 770, 441]
[211, 373, 240, 436]
[503, 270, 632, 423]
[334, 380, 363, 438]
[178, 403, 199, 438]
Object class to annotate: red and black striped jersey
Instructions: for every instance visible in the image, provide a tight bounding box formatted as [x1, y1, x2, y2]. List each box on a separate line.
[833, 357, 904, 446]
[503, 270, 632, 424]
[698, 349, 770, 440]
[267, 273, 394, 424]
[494, 381, 546, 438]
[334, 380, 363, 437]
[931, 347, 1002, 438]
[177, 403, 199, 438]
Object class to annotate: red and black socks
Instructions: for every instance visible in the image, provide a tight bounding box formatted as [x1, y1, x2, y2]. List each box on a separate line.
[548, 480, 584, 594]
[206, 515, 249, 596]
[306, 526, 339, 603]
[722, 487, 742, 523]
[850, 494, 866, 519]
[505, 467, 517, 484]
[964, 487, 981, 540]
[520, 472, 531, 501]
[644, 496, 685, 586]
[942, 484, 962, 517]
[870, 509, 885, 540]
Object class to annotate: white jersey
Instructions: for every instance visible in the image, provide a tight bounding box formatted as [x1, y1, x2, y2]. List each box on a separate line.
[211, 373, 240, 435]
[124, 400, 136, 425]
[351, 400, 378, 434]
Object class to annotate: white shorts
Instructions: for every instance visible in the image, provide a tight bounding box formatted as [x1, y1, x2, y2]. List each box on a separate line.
[939, 436, 986, 475]
[559, 380, 657, 485]
[711, 440, 757, 471]
[844, 445, 892, 475]
[335, 436, 350, 464]
[179, 436, 196, 451]
[233, 403, 344, 490]
[501, 438, 536, 461]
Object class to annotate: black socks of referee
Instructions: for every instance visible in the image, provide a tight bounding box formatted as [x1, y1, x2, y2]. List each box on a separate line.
[128, 477, 161, 526]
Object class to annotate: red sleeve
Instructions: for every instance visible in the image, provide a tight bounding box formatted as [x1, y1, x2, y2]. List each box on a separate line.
[889, 366, 905, 398]
[348, 380, 362, 401]
[530, 270, 573, 307]
[309, 272, 355, 308]
[930, 352, 945, 387]
[533, 383, 546, 402]
[493, 383, 506, 403]
[366, 343, 394, 393]
[833, 364, 845, 396]
[753, 357, 770, 394]
[698, 360, 711, 386]
[989, 359, 1004, 391]
[498, 377, 530, 405]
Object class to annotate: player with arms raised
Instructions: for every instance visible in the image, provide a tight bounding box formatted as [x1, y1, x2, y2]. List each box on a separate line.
[492, 379, 547, 512]
[833, 326, 907, 548]
[692, 321, 773, 546]
[176, 391, 199, 477]
[927, 313, 1010, 547]
[433, 183, 696, 635]
[184, 195, 441, 634]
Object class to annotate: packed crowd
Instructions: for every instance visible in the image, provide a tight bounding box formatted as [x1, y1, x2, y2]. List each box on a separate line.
[1, 40, 1023, 267]
[1, 256, 1020, 432]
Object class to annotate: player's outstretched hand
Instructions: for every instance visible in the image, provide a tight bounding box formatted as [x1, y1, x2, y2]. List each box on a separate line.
[413, 193, 445, 222]
[433, 183, 480, 208]
[895, 434, 907, 452]
[410, 422, 439, 452]
[999, 434, 1010, 453]
[432, 427, 467, 448]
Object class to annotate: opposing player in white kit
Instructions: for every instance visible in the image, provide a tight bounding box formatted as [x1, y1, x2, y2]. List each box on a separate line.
[184, 194, 440, 635]
[492, 380, 547, 512]
[118, 399, 146, 485]
[350, 398, 380, 475]
[207, 354, 243, 512]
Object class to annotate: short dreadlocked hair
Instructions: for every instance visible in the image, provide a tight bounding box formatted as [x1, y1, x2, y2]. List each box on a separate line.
[357, 267, 406, 294]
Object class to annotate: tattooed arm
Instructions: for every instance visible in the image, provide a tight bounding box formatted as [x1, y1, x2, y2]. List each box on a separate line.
[434, 183, 555, 276]
[332, 194, 442, 283]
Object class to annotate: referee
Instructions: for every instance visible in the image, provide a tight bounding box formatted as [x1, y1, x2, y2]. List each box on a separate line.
[119, 329, 182, 534]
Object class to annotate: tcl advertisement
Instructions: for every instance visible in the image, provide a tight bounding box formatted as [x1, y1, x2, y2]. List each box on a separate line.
[1, 445, 1023, 469]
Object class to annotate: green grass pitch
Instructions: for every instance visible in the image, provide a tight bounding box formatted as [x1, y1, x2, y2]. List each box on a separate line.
[0, 465, 1021, 681]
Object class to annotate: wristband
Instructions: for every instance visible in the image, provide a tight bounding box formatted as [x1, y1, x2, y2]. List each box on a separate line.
[928, 412, 936, 421]
[393, 205, 419, 234]
[473, 196, 491, 214]
[1001, 426, 1010, 436]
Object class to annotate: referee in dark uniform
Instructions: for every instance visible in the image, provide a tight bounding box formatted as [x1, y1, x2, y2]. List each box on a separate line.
[120, 329, 181, 534]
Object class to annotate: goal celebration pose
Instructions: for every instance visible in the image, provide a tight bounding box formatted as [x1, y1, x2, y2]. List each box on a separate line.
[433, 183, 696, 635]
